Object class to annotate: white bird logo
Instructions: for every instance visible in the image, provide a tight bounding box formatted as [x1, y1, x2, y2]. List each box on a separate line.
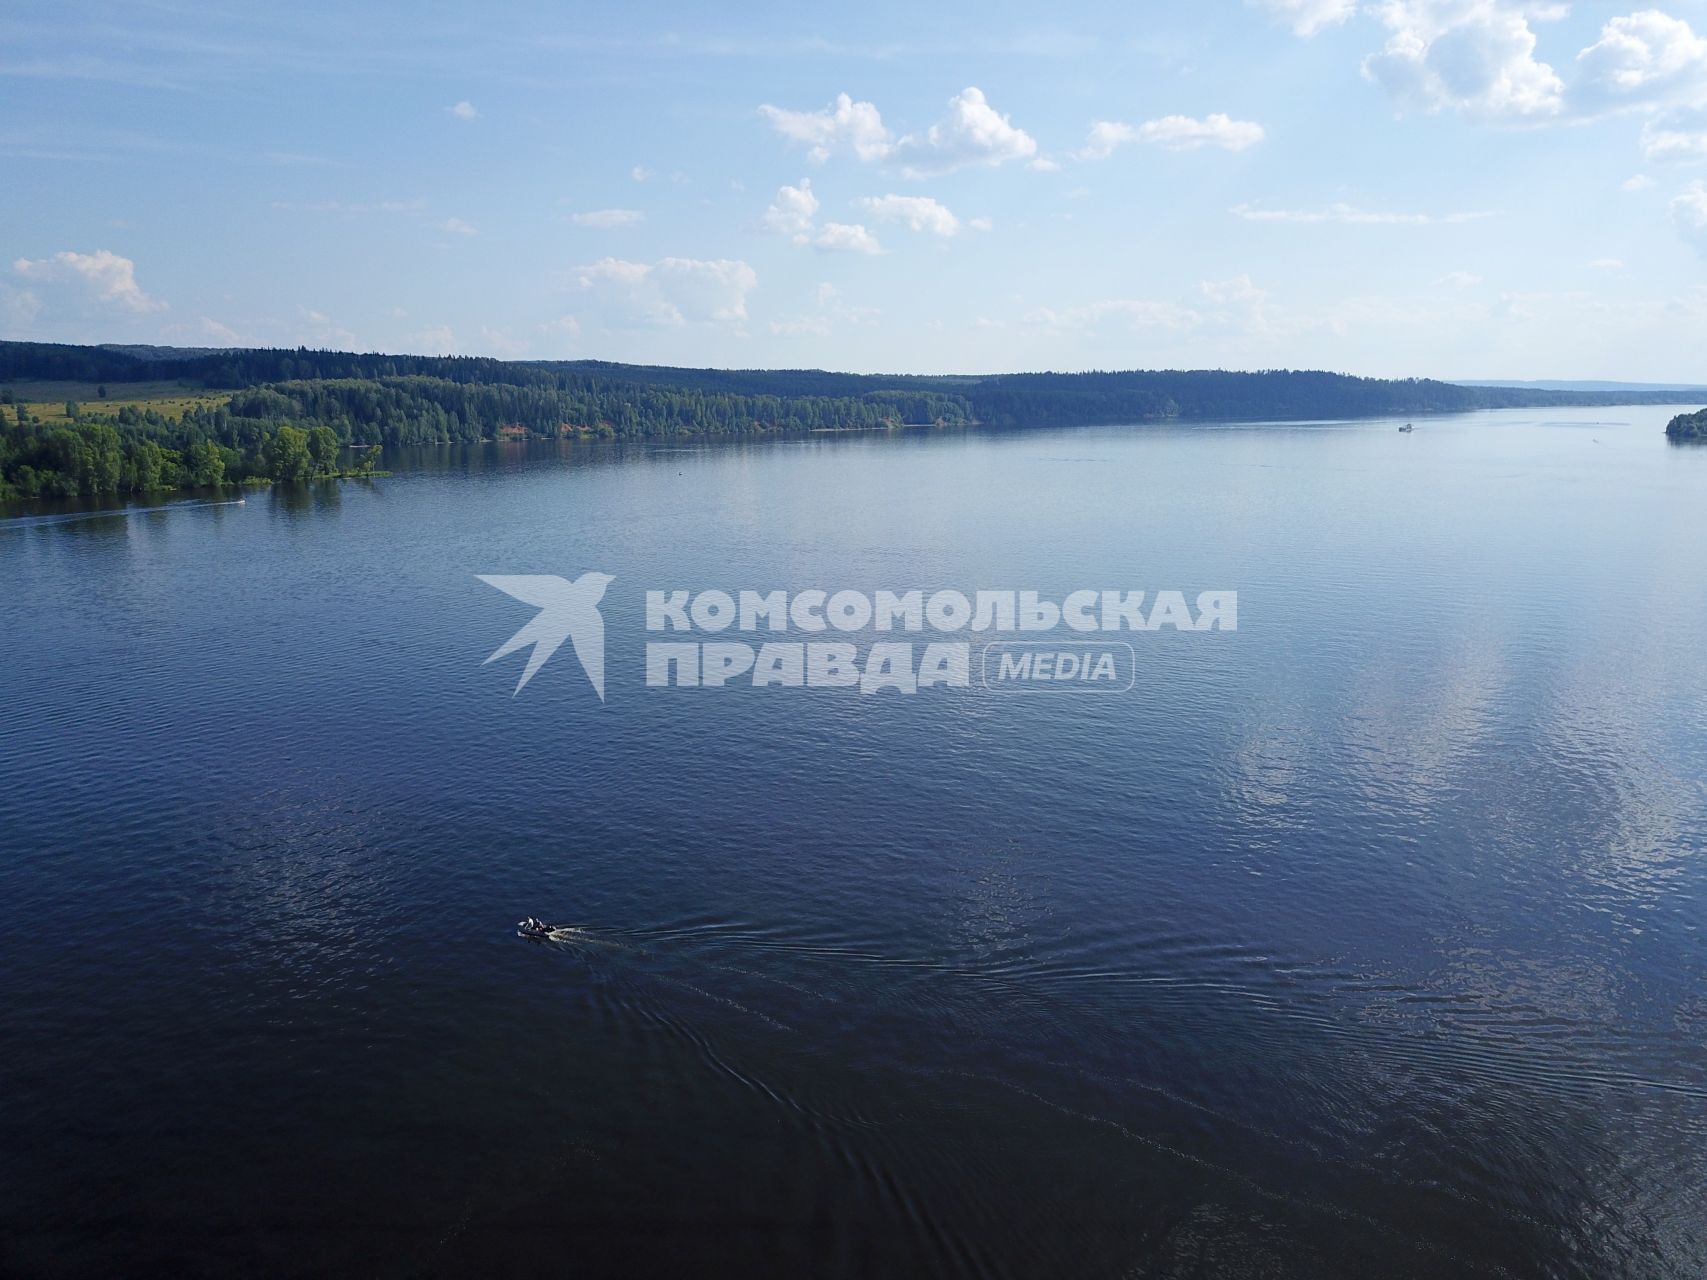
[478, 572, 614, 698]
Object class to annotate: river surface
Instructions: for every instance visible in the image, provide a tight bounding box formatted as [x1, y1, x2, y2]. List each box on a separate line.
[3, 407, 1706, 1278]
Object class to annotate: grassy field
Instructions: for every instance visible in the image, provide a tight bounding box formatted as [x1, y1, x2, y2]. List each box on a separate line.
[2, 380, 233, 425]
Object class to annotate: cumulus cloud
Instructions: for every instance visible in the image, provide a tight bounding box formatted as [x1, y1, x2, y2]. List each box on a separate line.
[1639, 108, 1707, 162]
[856, 194, 961, 235]
[573, 257, 758, 325]
[758, 93, 893, 163]
[1362, 0, 1566, 120]
[757, 87, 1039, 178]
[1574, 10, 1707, 112]
[1276, 2, 1707, 144]
[812, 222, 883, 254]
[1670, 180, 1707, 255]
[892, 87, 1038, 177]
[447, 101, 478, 121]
[1231, 201, 1494, 224]
[13, 248, 164, 312]
[763, 179, 820, 242]
[1252, 0, 1357, 36]
[1079, 114, 1265, 159]
[761, 181, 883, 252]
[440, 217, 478, 236]
[1623, 172, 1656, 190]
[571, 208, 644, 228]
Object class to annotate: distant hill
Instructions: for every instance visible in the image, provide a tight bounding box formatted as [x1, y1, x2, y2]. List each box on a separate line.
[4, 340, 1705, 439]
[97, 343, 239, 361]
[1455, 379, 1707, 395]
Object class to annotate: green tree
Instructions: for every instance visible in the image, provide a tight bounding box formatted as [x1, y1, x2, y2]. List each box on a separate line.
[125, 440, 166, 491]
[185, 440, 226, 487]
[77, 423, 123, 493]
[306, 425, 341, 475]
[262, 424, 313, 483]
[65, 401, 80, 421]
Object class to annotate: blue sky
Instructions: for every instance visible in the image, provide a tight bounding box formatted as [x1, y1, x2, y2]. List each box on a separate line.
[5, 0, 1707, 378]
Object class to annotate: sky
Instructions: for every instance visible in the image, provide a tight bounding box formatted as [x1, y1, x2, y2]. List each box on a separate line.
[5, 0, 1707, 380]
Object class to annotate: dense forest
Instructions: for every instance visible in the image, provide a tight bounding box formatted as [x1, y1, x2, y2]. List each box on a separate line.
[0, 397, 382, 500]
[1666, 408, 1707, 440]
[3, 339, 1702, 500]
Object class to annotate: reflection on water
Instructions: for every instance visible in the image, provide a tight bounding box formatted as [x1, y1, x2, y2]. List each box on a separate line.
[1, 407, 1705, 1278]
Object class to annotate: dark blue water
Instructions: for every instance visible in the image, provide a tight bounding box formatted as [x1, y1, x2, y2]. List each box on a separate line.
[3, 409, 1706, 1278]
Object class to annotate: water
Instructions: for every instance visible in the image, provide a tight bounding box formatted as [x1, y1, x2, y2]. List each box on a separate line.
[2, 408, 1705, 1278]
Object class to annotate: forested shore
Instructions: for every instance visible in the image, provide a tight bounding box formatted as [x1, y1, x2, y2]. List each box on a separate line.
[4, 339, 1702, 500]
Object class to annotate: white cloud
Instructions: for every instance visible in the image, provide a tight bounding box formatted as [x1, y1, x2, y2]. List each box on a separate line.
[1574, 11, 1707, 112]
[1363, 1, 1566, 121]
[763, 179, 820, 242]
[1231, 201, 1494, 224]
[411, 324, 459, 353]
[299, 308, 357, 347]
[757, 87, 1038, 178]
[763, 182, 884, 252]
[447, 101, 478, 121]
[1080, 114, 1265, 159]
[1028, 299, 1202, 333]
[0, 284, 42, 335]
[1589, 257, 1626, 269]
[1252, 0, 1357, 36]
[440, 217, 478, 236]
[1640, 109, 1707, 162]
[1670, 180, 1707, 255]
[856, 193, 961, 235]
[758, 92, 893, 163]
[892, 87, 1038, 177]
[813, 222, 883, 254]
[768, 281, 881, 337]
[573, 257, 758, 325]
[968, 216, 994, 231]
[1200, 275, 1269, 305]
[1434, 270, 1484, 288]
[1623, 172, 1656, 190]
[13, 248, 164, 312]
[571, 208, 644, 228]
[194, 316, 246, 345]
[478, 325, 528, 356]
[631, 166, 654, 182]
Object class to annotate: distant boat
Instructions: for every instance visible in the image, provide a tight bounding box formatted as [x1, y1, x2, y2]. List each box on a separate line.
[1399, 423, 1414, 433]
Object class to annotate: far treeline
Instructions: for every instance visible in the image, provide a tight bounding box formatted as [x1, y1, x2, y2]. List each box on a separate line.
[2, 339, 1703, 500]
